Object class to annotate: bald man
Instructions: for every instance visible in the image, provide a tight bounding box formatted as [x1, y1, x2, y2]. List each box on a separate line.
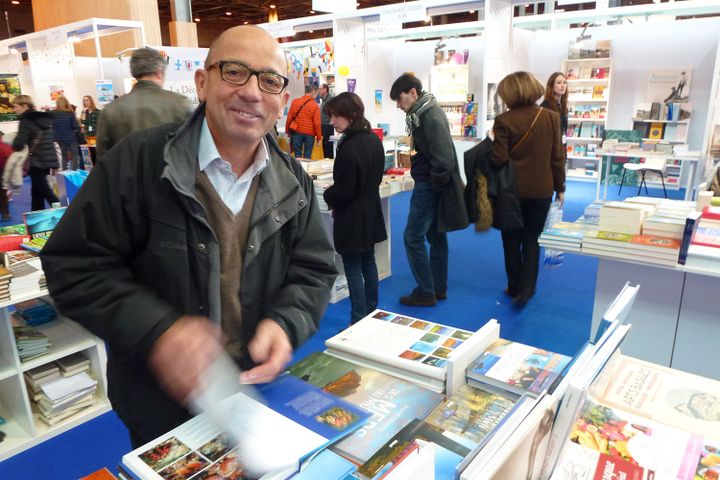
[40, 26, 337, 447]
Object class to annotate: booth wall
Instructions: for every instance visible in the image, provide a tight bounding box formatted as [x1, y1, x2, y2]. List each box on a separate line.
[527, 18, 720, 152]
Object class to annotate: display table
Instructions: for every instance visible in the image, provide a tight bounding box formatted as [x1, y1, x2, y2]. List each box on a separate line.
[588, 254, 719, 380]
[594, 150, 700, 201]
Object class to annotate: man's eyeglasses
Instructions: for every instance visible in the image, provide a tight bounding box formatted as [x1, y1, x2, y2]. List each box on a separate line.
[206, 60, 289, 94]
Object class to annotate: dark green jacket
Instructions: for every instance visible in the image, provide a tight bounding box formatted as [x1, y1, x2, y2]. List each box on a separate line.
[95, 80, 193, 160]
[40, 105, 337, 441]
[412, 103, 469, 233]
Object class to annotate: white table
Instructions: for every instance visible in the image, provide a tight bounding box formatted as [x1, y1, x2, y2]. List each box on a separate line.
[594, 150, 700, 201]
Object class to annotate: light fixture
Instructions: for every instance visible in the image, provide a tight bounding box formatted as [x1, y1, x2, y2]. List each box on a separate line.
[11, 0, 19, 4]
[243, 21, 249, 24]
[269, 4, 276, 8]
[194, 17, 200, 22]
[425, 16, 432, 23]
[556, 8, 564, 12]
[309, 30, 314, 33]
[225, 11, 232, 15]
[310, 10, 315, 13]
[469, 10, 475, 14]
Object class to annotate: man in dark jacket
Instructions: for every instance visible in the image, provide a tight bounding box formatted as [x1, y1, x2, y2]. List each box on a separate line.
[95, 47, 193, 160]
[390, 73, 468, 306]
[319, 83, 334, 158]
[40, 26, 337, 447]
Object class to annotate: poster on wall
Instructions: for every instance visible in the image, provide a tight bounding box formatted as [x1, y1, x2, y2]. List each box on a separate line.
[95, 80, 114, 105]
[646, 70, 691, 104]
[374, 89, 382, 113]
[49, 85, 65, 102]
[0, 74, 22, 121]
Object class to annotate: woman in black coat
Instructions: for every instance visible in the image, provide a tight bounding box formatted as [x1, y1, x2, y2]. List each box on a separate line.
[11, 95, 60, 210]
[322, 92, 388, 325]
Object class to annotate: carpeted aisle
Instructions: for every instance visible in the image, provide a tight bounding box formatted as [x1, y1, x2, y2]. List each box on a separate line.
[0, 177, 683, 479]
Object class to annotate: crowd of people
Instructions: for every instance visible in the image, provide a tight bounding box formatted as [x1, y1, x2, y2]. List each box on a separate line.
[0, 26, 572, 447]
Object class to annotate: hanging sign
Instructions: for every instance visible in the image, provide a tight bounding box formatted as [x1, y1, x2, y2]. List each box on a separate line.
[365, 21, 402, 37]
[379, 3, 427, 24]
[260, 21, 295, 39]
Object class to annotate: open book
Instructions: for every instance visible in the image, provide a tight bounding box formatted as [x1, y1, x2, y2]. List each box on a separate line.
[120, 373, 369, 480]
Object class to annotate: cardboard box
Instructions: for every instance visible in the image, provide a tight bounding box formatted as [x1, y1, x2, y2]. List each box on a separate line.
[397, 151, 413, 169]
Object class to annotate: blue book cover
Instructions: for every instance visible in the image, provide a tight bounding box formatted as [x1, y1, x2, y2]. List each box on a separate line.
[287, 351, 444, 464]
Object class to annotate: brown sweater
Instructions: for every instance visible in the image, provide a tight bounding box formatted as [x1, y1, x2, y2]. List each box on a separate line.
[194, 170, 260, 362]
[491, 105, 565, 199]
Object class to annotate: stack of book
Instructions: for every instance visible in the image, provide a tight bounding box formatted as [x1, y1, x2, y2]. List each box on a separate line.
[0, 266, 11, 303]
[56, 352, 91, 377]
[13, 325, 51, 362]
[2, 250, 44, 299]
[33, 370, 98, 426]
[581, 230, 681, 266]
[24, 363, 62, 402]
[539, 221, 599, 253]
[14, 298, 57, 327]
[598, 201, 656, 235]
[685, 205, 720, 270]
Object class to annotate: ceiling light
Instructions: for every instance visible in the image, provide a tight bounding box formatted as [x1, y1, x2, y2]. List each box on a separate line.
[194, 17, 200, 22]
[309, 30, 314, 33]
[469, 10, 475, 14]
[556, 8, 564, 12]
[310, 10, 315, 13]
[425, 16, 432, 23]
[225, 11, 232, 15]
[11, 1, 19, 4]
[269, 4, 276, 8]
[243, 21, 249, 24]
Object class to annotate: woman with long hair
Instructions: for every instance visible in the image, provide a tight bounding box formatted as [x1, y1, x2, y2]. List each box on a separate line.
[322, 92, 388, 325]
[491, 72, 565, 306]
[541, 72, 568, 142]
[11, 95, 60, 210]
[79, 95, 100, 165]
[53, 95, 82, 170]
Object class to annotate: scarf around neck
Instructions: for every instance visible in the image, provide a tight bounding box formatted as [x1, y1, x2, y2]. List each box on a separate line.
[405, 91, 437, 135]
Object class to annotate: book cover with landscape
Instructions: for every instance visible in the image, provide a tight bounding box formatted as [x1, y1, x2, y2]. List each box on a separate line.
[287, 351, 444, 464]
[467, 339, 571, 396]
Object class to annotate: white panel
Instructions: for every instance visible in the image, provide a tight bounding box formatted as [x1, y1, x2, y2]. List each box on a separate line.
[333, 18, 367, 96]
[25, 36, 79, 109]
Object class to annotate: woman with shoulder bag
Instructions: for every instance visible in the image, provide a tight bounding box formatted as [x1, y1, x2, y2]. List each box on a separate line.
[322, 92, 388, 326]
[490, 72, 566, 306]
[11, 95, 60, 210]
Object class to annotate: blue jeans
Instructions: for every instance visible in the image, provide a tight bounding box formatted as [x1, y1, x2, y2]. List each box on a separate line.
[342, 249, 379, 324]
[291, 133, 315, 158]
[404, 181, 448, 297]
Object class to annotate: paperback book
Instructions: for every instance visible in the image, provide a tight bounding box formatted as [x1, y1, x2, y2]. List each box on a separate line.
[287, 351, 444, 465]
[466, 339, 572, 397]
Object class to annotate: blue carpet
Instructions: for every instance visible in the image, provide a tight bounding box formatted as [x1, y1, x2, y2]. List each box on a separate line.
[0, 177, 684, 479]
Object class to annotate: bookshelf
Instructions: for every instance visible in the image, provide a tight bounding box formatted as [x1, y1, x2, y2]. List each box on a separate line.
[563, 55, 613, 185]
[431, 64, 470, 137]
[0, 291, 110, 461]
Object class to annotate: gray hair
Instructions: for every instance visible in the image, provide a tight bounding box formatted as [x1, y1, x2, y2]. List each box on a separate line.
[130, 48, 166, 79]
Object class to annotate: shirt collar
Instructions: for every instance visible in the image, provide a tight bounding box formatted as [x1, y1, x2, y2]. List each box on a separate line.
[198, 118, 269, 175]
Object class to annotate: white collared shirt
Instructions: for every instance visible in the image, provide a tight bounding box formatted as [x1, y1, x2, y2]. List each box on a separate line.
[197, 118, 268, 215]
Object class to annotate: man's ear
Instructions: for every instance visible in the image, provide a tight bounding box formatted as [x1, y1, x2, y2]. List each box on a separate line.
[195, 69, 207, 103]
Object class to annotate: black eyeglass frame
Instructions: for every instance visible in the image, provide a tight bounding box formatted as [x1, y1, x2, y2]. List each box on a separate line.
[206, 60, 289, 94]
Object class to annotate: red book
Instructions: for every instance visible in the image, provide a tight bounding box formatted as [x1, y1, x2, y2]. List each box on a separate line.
[386, 167, 411, 176]
[702, 205, 720, 220]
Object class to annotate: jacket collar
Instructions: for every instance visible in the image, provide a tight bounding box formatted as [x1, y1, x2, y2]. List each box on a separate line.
[161, 103, 301, 210]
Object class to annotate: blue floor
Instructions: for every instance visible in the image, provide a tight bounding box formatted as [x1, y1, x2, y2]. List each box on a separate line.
[0, 177, 684, 479]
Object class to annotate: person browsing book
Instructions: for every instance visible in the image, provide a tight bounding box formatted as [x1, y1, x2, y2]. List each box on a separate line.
[490, 72, 565, 306]
[40, 26, 337, 447]
[322, 92, 387, 326]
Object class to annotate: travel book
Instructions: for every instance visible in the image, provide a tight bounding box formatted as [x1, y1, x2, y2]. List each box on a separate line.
[423, 383, 517, 446]
[357, 418, 473, 480]
[466, 338, 572, 397]
[286, 351, 443, 465]
[120, 373, 369, 480]
[324, 309, 483, 393]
